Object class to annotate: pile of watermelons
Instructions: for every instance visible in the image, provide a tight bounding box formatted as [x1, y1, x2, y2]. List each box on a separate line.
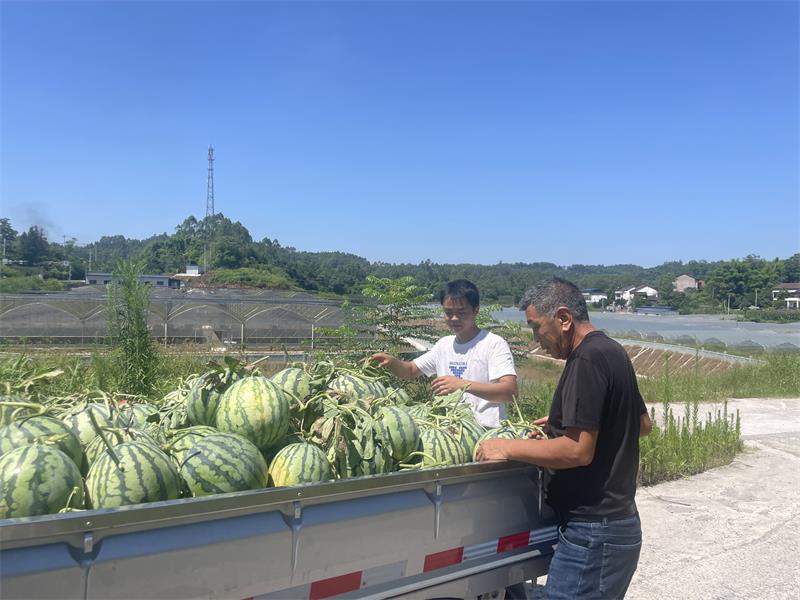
[0, 358, 538, 519]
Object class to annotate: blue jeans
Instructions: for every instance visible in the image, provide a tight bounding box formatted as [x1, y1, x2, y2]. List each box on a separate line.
[545, 513, 642, 600]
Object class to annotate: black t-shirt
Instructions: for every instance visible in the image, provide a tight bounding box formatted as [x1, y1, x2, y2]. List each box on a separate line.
[546, 330, 647, 520]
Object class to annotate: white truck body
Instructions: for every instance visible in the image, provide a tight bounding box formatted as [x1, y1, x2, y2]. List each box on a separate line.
[0, 462, 557, 599]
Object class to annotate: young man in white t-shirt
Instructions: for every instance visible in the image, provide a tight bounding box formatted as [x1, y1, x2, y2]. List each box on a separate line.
[372, 279, 518, 428]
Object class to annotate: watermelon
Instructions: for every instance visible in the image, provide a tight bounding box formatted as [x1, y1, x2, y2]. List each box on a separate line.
[165, 426, 218, 465]
[271, 367, 311, 401]
[329, 374, 382, 402]
[86, 441, 182, 508]
[472, 425, 534, 461]
[385, 387, 412, 405]
[215, 376, 290, 451]
[185, 376, 222, 427]
[179, 432, 268, 497]
[269, 442, 333, 487]
[115, 403, 157, 429]
[62, 402, 113, 447]
[377, 406, 420, 462]
[0, 397, 35, 428]
[348, 442, 393, 477]
[0, 416, 85, 472]
[0, 444, 84, 518]
[417, 428, 467, 468]
[448, 419, 486, 462]
[84, 428, 157, 469]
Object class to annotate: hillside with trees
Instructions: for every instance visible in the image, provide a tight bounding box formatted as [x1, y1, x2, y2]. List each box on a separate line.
[1, 215, 797, 315]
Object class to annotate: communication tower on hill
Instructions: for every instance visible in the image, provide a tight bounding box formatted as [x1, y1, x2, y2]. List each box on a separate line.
[205, 145, 215, 218]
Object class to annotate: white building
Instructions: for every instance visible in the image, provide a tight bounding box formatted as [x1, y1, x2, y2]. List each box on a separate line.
[614, 285, 658, 308]
[772, 283, 800, 309]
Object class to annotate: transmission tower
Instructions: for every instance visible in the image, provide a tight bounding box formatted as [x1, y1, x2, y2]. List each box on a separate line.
[205, 145, 215, 218]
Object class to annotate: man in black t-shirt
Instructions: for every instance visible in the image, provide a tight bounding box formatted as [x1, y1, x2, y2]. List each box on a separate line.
[476, 278, 652, 600]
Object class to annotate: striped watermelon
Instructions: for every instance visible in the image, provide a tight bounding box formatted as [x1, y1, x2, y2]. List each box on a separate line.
[62, 402, 114, 447]
[472, 425, 534, 460]
[165, 426, 218, 465]
[185, 376, 222, 427]
[0, 397, 35, 428]
[0, 444, 84, 518]
[329, 374, 382, 402]
[385, 387, 412, 405]
[448, 419, 486, 462]
[179, 432, 268, 497]
[115, 403, 158, 429]
[84, 428, 157, 469]
[86, 441, 182, 508]
[377, 406, 420, 462]
[269, 442, 332, 487]
[417, 428, 467, 467]
[348, 442, 393, 477]
[215, 376, 290, 451]
[271, 367, 311, 401]
[0, 416, 85, 472]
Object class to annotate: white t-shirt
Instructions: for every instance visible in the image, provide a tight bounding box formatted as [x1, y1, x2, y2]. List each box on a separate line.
[413, 329, 517, 427]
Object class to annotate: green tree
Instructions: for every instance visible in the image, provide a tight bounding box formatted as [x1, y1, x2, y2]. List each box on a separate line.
[17, 225, 49, 264]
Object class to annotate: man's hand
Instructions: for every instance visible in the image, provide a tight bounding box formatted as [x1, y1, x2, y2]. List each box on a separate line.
[528, 416, 549, 440]
[371, 352, 394, 369]
[474, 438, 512, 461]
[431, 375, 468, 396]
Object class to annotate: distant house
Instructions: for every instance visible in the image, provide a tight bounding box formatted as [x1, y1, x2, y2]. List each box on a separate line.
[85, 272, 181, 289]
[673, 274, 704, 293]
[772, 283, 800, 309]
[614, 285, 658, 309]
[581, 288, 607, 304]
[175, 264, 205, 277]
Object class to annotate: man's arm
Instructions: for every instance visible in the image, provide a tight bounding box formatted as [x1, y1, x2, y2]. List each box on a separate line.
[640, 411, 652, 437]
[431, 374, 518, 402]
[371, 352, 423, 380]
[475, 427, 598, 470]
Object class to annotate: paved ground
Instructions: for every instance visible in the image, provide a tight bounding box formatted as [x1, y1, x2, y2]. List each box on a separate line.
[528, 397, 800, 599]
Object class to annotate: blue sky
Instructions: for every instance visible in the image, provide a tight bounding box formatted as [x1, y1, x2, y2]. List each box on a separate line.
[1, 0, 798, 266]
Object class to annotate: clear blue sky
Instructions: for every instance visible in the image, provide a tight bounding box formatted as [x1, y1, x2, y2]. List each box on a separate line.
[2, 0, 798, 266]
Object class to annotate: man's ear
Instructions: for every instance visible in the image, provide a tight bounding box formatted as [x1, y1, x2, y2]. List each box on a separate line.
[555, 307, 573, 331]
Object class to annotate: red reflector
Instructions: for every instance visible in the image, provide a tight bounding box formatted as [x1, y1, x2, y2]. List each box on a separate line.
[497, 531, 531, 553]
[423, 547, 465, 572]
[309, 571, 362, 600]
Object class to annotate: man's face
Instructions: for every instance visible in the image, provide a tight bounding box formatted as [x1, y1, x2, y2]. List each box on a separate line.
[525, 304, 567, 359]
[442, 297, 478, 335]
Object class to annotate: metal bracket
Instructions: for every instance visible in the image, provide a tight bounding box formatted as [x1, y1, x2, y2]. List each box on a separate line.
[83, 532, 93, 554]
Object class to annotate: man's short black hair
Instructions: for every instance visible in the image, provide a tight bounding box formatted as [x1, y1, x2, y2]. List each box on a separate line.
[440, 279, 480, 309]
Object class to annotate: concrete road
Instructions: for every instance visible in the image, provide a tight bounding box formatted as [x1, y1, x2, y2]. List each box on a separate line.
[529, 397, 800, 599]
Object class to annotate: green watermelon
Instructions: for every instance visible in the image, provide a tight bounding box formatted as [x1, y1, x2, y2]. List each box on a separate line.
[0, 416, 85, 472]
[86, 441, 181, 508]
[385, 387, 412, 405]
[84, 428, 157, 469]
[0, 397, 35, 427]
[179, 432, 268, 497]
[62, 402, 113, 447]
[215, 376, 290, 451]
[185, 376, 223, 427]
[271, 367, 311, 401]
[165, 426, 218, 465]
[0, 444, 84, 518]
[115, 403, 157, 429]
[472, 425, 534, 460]
[377, 406, 420, 462]
[448, 419, 486, 462]
[329, 374, 381, 402]
[269, 442, 333, 487]
[418, 428, 467, 468]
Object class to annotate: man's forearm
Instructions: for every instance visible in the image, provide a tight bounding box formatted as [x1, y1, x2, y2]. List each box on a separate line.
[488, 436, 594, 469]
[461, 377, 518, 403]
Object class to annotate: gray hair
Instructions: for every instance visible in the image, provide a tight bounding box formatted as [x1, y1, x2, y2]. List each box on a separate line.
[518, 278, 590, 322]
